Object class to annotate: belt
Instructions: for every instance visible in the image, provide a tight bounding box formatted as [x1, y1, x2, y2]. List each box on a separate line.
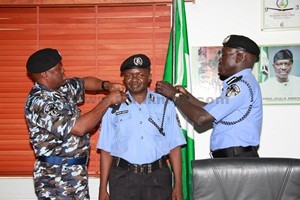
[37, 156, 88, 166]
[212, 146, 257, 158]
[114, 157, 168, 174]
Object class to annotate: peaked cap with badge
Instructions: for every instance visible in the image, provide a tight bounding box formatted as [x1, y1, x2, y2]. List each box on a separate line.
[222, 34, 260, 62]
[26, 48, 62, 73]
[273, 49, 293, 63]
[120, 54, 151, 72]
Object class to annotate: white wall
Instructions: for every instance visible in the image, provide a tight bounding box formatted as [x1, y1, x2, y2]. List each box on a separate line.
[1, 0, 300, 199]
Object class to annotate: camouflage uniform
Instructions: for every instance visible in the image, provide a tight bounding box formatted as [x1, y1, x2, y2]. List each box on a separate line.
[25, 77, 90, 200]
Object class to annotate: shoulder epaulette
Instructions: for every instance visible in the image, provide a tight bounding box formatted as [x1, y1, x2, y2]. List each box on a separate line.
[226, 75, 243, 85]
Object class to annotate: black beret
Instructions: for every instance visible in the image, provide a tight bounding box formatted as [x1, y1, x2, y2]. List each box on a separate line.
[120, 54, 151, 72]
[222, 35, 260, 58]
[273, 49, 293, 63]
[26, 48, 62, 73]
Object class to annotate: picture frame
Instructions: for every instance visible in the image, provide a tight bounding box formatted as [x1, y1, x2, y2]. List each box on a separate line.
[253, 45, 300, 105]
[190, 46, 223, 103]
[262, 0, 300, 30]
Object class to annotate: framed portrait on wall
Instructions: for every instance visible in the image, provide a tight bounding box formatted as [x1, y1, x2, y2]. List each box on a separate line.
[262, 0, 300, 30]
[253, 45, 300, 104]
[190, 46, 222, 102]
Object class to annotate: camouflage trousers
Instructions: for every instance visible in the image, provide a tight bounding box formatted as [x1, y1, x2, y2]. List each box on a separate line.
[33, 160, 90, 200]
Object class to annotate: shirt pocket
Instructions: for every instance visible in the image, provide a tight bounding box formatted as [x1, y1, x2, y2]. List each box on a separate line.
[114, 112, 132, 140]
[148, 110, 166, 139]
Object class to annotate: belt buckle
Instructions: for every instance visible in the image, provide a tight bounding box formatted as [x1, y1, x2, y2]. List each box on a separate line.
[136, 164, 152, 174]
[140, 165, 145, 174]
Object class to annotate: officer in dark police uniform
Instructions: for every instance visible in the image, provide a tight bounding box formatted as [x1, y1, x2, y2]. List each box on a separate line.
[156, 35, 262, 158]
[97, 54, 186, 200]
[25, 48, 126, 199]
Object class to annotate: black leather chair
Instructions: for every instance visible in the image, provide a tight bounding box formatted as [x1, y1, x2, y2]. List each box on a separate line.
[192, 158, 300, 200]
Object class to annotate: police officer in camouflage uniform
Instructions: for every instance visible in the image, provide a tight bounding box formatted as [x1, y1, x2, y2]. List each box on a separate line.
[156, 35, 263, 158]
[24, 48, 127, 200]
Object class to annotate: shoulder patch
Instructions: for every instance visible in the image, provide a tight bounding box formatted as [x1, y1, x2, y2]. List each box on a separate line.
[44, 103, 62, 117]
[226, 84, 241, 97]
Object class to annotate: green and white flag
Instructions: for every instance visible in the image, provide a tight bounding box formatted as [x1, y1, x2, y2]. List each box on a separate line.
[163, 0, 194, 199]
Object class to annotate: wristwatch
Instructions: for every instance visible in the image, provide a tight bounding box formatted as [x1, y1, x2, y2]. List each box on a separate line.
[173, 92, 184, 102]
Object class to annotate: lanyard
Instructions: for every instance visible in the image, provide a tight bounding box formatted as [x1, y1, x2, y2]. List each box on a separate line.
[148, 99, 169, 136]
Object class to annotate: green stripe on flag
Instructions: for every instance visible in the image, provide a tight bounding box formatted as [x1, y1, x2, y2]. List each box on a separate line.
[163, 0, 195, 199]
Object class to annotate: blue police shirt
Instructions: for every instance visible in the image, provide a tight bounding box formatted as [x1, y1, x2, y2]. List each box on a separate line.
[97, 89, 186, 165]
[203, 69, 262, 151]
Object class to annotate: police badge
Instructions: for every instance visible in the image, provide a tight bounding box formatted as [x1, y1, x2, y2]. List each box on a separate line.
[226, 84, 241, 97]
[44, 103, 62, 117]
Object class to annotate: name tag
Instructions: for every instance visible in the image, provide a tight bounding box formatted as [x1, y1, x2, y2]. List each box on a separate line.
[116, 110, 129, 115]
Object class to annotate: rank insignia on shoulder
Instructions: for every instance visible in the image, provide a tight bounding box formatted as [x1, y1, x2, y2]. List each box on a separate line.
[226, 75, 242, 85]
[226, 84, 241, 97]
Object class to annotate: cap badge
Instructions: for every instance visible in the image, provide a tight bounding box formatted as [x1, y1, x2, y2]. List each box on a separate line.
[133, 57, 143, 66]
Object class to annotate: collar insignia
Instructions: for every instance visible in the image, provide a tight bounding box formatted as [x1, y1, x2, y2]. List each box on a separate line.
[150, 94, 155, 102]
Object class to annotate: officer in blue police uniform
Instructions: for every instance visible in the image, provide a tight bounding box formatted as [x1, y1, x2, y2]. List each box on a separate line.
[25, 48, 126, 200]
[97, 54, 186, 200]
[156, 35, 262, 158]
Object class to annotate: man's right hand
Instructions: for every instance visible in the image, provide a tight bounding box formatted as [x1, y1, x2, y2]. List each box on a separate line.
[155, 81, 177, 99]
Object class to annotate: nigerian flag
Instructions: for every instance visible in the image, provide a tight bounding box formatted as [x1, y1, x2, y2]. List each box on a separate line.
[163, 0, 195, 199]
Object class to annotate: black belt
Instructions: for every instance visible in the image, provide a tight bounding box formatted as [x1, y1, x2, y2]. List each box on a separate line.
[114, 157, 168, 174]
[37, 156, 88, 166]
[212, 146, 257, 158]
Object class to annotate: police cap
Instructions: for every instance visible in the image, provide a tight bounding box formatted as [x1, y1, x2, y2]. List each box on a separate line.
[120, 54, 151, 72]
[222, 35, 260, 59]
[26, 48, 62, 73]
[273, 49, 293, 63]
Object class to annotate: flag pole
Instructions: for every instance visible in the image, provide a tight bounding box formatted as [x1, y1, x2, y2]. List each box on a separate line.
[172, 0, 176, 85]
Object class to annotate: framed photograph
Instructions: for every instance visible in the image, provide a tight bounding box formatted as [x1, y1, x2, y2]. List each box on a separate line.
[253, 45, 300, 104]
[262, 0, 300, 30]
[190, 46, 222, 103]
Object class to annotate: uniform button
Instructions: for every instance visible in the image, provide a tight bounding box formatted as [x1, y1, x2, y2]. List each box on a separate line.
[139, 108, 141, 111]
[140, 136, 143, 139]
[139, 121, 142, 124]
